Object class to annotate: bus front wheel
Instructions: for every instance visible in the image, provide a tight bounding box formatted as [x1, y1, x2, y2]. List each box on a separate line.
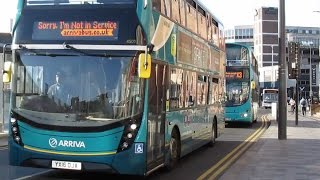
[165, 129, 181, 170]
[208, 119, 217, 147]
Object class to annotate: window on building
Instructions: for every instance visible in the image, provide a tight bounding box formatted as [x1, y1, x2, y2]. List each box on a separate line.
[235, 29, 239, 39]
[249, 29, 253, 38]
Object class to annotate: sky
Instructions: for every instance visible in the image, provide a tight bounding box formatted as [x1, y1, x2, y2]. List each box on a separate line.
[200, 0, 320, 28]
[0, 0, 319, 32]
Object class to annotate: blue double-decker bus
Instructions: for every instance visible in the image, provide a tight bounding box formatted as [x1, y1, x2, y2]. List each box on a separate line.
[224, 43, 259, 125]
[4, 0, 226, 176]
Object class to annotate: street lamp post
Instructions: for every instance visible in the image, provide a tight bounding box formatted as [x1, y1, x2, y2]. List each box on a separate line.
[269, 44, 277, 88]
[309, 43, 313, 101]
[278, 0, 287, 140]
[302, 41, 314, 101]
[310, 10, 320, 104]
[271, 45, 275, 88]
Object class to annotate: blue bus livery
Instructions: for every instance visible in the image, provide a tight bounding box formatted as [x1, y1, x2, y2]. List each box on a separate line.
[224, 43, 259, 124]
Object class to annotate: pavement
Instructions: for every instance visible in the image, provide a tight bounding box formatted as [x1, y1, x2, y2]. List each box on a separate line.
[0, 132, 8, 147]
[220, 112, 320, 180]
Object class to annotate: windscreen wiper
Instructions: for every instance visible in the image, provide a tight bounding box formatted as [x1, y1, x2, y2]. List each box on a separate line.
[63, 43, 91, 56]
[19, 44, 77, 57]
[63, 43, 136, 58]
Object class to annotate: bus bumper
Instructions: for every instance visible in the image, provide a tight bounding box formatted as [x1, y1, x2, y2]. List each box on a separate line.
[9, 139, 146, 175]
[225, 112, 252, 123]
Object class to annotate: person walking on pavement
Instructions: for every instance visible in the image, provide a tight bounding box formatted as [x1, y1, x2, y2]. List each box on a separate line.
[308, 98, 311, 112]
[300, 97, 307, 116]
[289, 98, 295, 113]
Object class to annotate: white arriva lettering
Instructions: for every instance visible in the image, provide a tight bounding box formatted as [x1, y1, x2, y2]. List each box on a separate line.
[58, 140, 86, 148]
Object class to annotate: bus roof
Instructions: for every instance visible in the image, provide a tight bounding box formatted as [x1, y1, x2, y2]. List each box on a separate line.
[226, 42, 253, 52]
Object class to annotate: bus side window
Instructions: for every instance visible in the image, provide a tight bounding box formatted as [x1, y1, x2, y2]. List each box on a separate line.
[169, 68, 184, 109]
[186, 3, 197, 32]
[179, 0, 186, 26]
[197, 74, 208, 105]
[186, 71, 196, 107]
[161, 0, 171, 17]
[171, 0, 180, 23]
[152, 0, 161, 11]
[197, 5, 207, 39]
[211, 78, 219, 104]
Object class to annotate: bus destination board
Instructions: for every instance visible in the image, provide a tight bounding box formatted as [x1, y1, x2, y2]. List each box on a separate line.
[226, 71, 243, 79]
[264, 89, 278, 94]
[32, 21, 119, 41]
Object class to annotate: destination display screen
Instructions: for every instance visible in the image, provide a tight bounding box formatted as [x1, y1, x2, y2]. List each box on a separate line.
[226, 71, 243, 79]
[32, 21, 119, 41]
[264, 90, 278, 94]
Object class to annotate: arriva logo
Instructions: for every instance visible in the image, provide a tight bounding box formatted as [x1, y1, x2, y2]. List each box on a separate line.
[48, 138, 86, 148]
[49, 138, 58, 148]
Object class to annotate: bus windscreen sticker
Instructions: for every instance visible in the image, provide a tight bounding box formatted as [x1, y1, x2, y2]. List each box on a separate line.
[32, 21, 119, 41]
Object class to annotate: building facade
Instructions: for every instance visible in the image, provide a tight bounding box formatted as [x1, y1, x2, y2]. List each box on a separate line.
[287, 30, 320, 101]
[254, 7, 279, 89]
[225, 25, 254, 48]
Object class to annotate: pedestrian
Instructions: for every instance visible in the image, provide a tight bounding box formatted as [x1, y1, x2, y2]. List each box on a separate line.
[300, 97, 307, 116]
[289, 98, 295, 113]
[308, 98, 311, 111]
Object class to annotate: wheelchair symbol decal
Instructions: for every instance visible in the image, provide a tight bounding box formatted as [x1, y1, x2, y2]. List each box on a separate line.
[135, 143, 144, 154]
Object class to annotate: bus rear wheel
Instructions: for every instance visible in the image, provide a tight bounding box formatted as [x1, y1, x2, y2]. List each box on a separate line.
[165, 129, 180, 170]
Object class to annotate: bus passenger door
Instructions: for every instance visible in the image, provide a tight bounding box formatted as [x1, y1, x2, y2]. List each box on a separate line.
[147, 63, 167, 171]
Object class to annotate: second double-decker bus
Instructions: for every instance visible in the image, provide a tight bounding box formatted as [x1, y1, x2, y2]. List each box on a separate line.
[261, 89, 279, 108]
[4, 0, 226, 176]
[224, 43, 259, 125]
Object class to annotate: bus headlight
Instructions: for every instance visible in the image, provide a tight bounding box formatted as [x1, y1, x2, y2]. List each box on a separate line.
[243, 113, 248, 117]
[127, 133, 133, 139]
[11, 118, 17, 124]
[10, 116, 23, 145]
[117, 117, 142, 152]
[130, 124, 137, 130]
[12, 127, 18, 133]
[14, 136, 21, 142]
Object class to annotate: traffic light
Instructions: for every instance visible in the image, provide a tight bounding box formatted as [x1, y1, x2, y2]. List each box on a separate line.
[292, 68, 298, 79]
[288, 42, 300, 79]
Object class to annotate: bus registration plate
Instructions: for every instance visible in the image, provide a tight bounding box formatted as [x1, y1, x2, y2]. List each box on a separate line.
[52, 160, 81, 170]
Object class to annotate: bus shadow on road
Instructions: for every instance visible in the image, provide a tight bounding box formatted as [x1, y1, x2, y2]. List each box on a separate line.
[225, 121, 260, 128]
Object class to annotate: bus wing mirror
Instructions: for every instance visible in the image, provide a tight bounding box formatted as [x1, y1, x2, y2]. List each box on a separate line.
[251, 81, 256, 89]
[138, 53, 151, 79]
[3, 61, 12, 83]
